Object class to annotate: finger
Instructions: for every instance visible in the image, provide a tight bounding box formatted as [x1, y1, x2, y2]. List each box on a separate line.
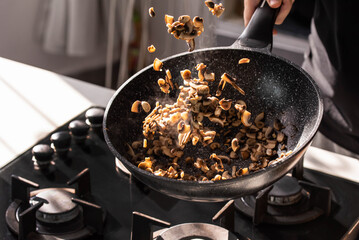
[243, 0, 261, 26]
[267, 0, 282, 9]
[274, 0, 294, 25]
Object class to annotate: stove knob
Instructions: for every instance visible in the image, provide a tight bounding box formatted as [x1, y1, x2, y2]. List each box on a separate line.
[69, 120, 90, 144]
[32, 144, 54, 169]
[85, 107, 104, 139]
[50, 131, 71, 158]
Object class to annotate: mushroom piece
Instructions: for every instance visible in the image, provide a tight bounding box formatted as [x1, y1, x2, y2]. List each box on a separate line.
[212, 3, 225, 17]
[147, 45, 156, 53]
[236, 167, 249, 176]
[209, 116, 225, 127]
[196, 63, 206, 80]
[264, 126, 273, 139]
[212, 174, 222, 181]
[141, 101, 151, 113]
[131, 140, 142, 150]
[234, 100, 247, 113]
[219, 98, 232, 111]
[167, 166, 178, 179]
[221, 73, 245, 95]
[229, 151, 238, 159]
[138, 157, 153, 170]
[254, 112, 265, 129]
[194, 158, 209, 173]
[192, 135, 200, 145]
[204, 0, 215, 9]
[143, 139, 148, 148]
[210, 142, 221, 150]
[178, 15, 191, 24]
[165, 70, 174, 90]
[204, 72, 215, 81]
[186, 39, 195, 52]
[178, 121, 191, 134]
[231, 138, 239, 152]
[131, 100, 141, 113]
[222, 171, 231, 180]
[241, 110, 252, 127]
[238, 58, 250, 64]
[148, 7, 155, 17]
[277, 132, 285, 142]
[158, 78, 170, 93]
[181, 69, 192, 82]
[264, 140, 277, 149]
[153, 58, 163, 71]
[205, 1, 225, 18]
[165, 14, 174, 25]
[193, 16, 204, 33]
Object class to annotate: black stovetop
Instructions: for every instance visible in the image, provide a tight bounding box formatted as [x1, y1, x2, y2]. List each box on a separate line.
[1, 108, 358, 240]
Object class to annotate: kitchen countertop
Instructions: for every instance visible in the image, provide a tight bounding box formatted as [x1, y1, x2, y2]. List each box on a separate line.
[0, 57, 358, 183]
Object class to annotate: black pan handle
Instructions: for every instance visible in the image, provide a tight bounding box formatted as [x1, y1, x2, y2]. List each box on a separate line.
[232, 0, 279, 52]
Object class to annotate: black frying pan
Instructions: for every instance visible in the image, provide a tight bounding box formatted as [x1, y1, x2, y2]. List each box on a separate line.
[103, 2, 323, 202]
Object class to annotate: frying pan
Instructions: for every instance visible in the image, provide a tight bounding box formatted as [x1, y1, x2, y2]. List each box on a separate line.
[103, 2, 323, 202]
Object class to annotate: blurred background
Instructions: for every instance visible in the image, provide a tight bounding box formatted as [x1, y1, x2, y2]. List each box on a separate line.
[0, 0, 314, 90]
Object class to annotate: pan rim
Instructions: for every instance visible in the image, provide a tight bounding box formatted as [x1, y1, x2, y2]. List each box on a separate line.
[103, 46, 323, 186]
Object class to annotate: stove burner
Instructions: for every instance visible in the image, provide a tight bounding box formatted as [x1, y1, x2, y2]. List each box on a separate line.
[157, 223, 239, 240]
[132, 201, 241, 240]
[5, 169, 105, 240]
[29, 189, 80, 224]
[235, 175, 332, 225]
[267, 175, 304, 206]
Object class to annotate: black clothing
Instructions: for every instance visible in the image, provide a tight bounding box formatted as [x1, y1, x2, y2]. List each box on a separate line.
[302, 0, 359, 154]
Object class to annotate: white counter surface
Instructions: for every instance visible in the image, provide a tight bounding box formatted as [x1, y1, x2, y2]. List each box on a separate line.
[0, 57, 358, 184]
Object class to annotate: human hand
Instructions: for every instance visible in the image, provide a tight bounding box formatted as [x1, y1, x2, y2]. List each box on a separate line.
[243, 0, 294, 26]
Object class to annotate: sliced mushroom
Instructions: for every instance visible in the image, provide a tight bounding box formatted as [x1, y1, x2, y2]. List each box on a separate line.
[254, 112, 265, 129]
[186, 39, 195, 52]
[234, 100, 247, 113]
[212, 3, 225, 17]
[165, 14, 174, 25]
[231, 138, 239, 152]
[222, 171, 231, 180]
[277, 132, 285, 142]
[131, 141, 142, 150]
[204, 72, 215, 81]
[147, 45, 156, 53]
[194, 158, 209, 173]
[210, 142, 221, 150]
[153, 58, 163, 71]
[143, 139, 148, 148]
[138, 157, 153, 170]
[229, 151, 238, 159]
[209, 116, 225, 127]
[212, 174, 222, 181]
[181, 69, 192, 81]
[219, 98, 232, 110]
[238, 58, 250, 64]
[264, 140, 277, 149]
[148, 7, 155, 17]
[241, 110, 252, 127]
[204, 0, 215, 9]
[131, 100, 141, 113]
[141, 101, 151, 113]
[178, 15, 191, 24]
[221, 73, 245, 95]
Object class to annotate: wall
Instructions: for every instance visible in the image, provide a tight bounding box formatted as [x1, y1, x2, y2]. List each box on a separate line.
[0, 0, 107, 75]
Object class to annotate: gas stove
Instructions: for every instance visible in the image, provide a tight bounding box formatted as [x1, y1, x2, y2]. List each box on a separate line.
[1, 107, 358, 239]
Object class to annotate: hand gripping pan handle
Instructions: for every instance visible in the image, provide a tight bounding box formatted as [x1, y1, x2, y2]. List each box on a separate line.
[232, 0, 279, 52]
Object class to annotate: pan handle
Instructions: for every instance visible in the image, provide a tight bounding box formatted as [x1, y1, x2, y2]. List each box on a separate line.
[231, 0, 279, 52]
